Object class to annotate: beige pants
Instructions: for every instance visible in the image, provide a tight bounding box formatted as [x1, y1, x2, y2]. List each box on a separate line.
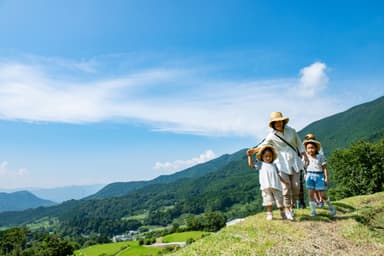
[280, 171, 300, 208]
[262, 188, 284, 208]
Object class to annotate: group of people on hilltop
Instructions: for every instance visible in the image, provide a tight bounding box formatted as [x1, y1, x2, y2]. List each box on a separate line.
[247, 112, 336, 221]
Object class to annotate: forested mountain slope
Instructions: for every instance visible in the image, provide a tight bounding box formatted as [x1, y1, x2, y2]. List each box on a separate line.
[299, 96, 384, 155]
[0, 96, 383, 238]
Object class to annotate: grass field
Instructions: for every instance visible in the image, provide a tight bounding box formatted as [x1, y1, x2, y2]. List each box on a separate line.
[26, 217, 59, 231]
[162, 231, 210, 243]
[74, 240, 162, 256]
[74, 231, 211, 256]
[122, 213, 147, 221]
[75, 193, 384, 255]
[171, 192, 384, 255]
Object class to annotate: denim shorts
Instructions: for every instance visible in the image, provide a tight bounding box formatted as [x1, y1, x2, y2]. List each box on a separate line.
[306, 172, 327, 191]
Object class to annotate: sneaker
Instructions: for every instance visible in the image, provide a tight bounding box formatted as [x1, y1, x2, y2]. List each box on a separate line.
[280, 211, 287, 220]
[285, 211, 294, 221]
[266, 213, 273, 220]
[310, 210, 316, 217]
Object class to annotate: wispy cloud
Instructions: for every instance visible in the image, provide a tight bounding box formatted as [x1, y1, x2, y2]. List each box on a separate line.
[0, 161, 27, 177]
[0, 57, 343, 138]
[153, 150, 216, 174]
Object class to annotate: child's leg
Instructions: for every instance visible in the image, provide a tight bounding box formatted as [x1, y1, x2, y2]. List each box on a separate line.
[262, 189, 274, 220]
[308, 189, 317, 216]
[314, 190, 319, 202]
[316, 191, 324, 207]
[320, 191, 336, 216]
[272, 189, 286, 220]
[266, 205, 273, 220]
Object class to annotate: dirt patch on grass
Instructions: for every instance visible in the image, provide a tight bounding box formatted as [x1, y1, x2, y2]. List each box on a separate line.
[266, 219, 383, 256]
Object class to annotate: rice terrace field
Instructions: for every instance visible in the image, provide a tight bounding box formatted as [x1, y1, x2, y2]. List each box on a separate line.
[74, 240, 161, 256]
[74, 231, 209, 256]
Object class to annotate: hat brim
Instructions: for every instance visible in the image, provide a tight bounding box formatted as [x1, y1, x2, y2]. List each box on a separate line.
[303, 139, 321, 151]
[256, 145, 277, 161]
[269, 117, 289, 128]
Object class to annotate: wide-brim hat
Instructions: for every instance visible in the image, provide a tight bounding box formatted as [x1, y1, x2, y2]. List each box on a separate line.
[269, 112, 289, 128]
[304, 133, 316, 140]
[256, 144, 277, 161]
[303, 139, 321, 151]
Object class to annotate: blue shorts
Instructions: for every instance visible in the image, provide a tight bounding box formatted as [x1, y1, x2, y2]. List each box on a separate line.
[306, 172, 327, 191]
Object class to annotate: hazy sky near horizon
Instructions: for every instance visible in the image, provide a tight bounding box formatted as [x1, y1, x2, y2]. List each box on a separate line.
[0, 0, 383, 189]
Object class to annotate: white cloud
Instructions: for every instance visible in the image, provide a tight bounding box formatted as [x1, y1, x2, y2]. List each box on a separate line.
[297, 61, 329, 97]
[0, 161, 28, 177]
[0, 58, 343, 138]
[153, 150, 216, 174]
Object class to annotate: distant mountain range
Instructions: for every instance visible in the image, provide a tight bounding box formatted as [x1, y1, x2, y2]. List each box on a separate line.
[0, 184, 106, 203]
[30, 184, 106, 202]
[0, 96, 383, 235]
[0, 191, 55, 212]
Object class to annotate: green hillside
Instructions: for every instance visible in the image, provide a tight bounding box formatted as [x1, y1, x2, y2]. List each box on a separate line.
[88, 152, 239, 200]
[171, 192, 384, 255]
[0, 96, 383, 241]
[299, 95, 384, 155]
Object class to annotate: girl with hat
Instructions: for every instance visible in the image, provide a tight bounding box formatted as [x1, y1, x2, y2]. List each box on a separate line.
[247, 144, 290, 220]
[303, 139, 336, 217]
[303, 133, 324, 207]
[248, 112, 309, 220]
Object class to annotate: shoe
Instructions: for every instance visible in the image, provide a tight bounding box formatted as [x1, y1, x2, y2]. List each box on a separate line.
[310, 210, 316, 217]
[285, 211, 294, 221]
[266, 213, 273, 220]
[280, 211, 287, 219]
[290, 209, 294, 217]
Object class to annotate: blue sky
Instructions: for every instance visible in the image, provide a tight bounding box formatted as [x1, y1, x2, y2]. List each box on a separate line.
[0, 0, 383, 189]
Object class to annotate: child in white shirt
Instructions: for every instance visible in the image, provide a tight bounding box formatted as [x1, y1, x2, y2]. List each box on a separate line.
[247, 144, 292, 220]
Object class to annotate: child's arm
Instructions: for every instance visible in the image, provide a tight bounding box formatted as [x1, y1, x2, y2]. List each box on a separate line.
[246, 148, 259, 168]
[278, 172, 289, 184]
[323, 164, 329, 185]
[247, 155, 255, 167]
[274, 164, 289, 184]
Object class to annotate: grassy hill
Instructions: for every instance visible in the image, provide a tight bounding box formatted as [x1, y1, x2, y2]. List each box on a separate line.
[73, 192, 384, 255]
[171, 192, 384, 255]
[299, 95, 384, 155]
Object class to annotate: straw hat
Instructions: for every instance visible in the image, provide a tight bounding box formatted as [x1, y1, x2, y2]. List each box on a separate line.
[269, 112, 289, 128]
[303, 139, 321, 151]
[304, 133, 316, 140]
[256, 144, 277, 161]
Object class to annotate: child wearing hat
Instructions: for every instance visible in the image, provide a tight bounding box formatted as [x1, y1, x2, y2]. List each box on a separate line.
[247, 145, 291, 220]
[303, 139, 336, 217]
[303, 134, 324, 207]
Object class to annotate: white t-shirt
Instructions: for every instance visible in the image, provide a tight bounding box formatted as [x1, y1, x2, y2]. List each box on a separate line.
[254, 161, 283, 191]
[306, 154, 326, 172]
